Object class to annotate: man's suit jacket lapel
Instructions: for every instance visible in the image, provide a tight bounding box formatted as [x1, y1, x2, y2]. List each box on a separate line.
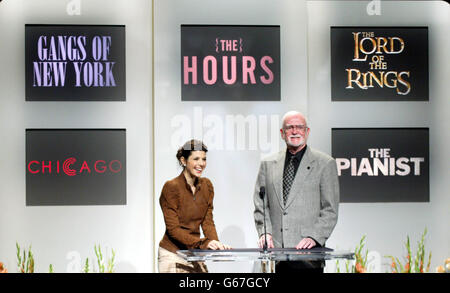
[285, 146, 315, 209]
[271, 150, 285, 209]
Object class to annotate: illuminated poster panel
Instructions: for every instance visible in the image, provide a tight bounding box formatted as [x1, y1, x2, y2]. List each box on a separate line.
[331, 27, 428, 101]
[181, 25, 280, 101]
[25, 25, 126, 101]
[26, 129, 126, 206]
[332, 128, 429, 202]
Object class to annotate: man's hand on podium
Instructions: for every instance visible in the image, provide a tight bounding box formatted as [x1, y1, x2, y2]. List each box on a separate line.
[258, 234, 274, 249]
[295, 237, 317, 249]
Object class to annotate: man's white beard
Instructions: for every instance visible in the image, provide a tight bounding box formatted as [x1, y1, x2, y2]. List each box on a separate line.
[287, 135, 305, 148]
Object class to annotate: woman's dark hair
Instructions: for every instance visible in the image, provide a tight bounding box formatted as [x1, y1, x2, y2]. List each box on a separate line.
[176, 139, 208, 166]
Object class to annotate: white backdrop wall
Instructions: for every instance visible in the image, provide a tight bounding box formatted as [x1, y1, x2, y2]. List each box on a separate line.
[0, 0, 153, 272]
[307, 1, 449, 272]
[154, 0, 309, 272]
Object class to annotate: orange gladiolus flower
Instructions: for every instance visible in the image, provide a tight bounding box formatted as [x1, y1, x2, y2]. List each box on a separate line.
[404, 263, 410, 272]
[0, 262, 7, 273]
[355, 263, 366, 273]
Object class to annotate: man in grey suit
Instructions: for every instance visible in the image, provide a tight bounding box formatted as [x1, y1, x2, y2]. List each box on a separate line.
[253, 111, 339, 273]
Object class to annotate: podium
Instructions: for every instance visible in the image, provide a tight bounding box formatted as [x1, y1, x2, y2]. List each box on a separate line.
[177, 247, 354, 273]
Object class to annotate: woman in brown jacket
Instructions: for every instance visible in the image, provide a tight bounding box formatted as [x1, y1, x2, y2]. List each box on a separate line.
[158, 139, 230, 273]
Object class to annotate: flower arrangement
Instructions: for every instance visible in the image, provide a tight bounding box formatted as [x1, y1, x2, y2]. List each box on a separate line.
[16, 242, 34, 273]
[354, 235, 368, 273]
[14, 242, 115, 273]
[386, 228, 432, 273]
[336, 235, 368, 273]
[83, 244, 116, 273]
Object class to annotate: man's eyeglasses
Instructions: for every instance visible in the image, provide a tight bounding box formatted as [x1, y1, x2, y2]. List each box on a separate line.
[284, 125, 309, 132]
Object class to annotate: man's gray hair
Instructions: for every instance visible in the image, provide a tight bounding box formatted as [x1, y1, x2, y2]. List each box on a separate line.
[281, 111, 308, 129]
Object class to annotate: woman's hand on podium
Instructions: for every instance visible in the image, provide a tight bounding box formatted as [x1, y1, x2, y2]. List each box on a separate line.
[258, 234, 274, 249]
[207, 240, 231, 250]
